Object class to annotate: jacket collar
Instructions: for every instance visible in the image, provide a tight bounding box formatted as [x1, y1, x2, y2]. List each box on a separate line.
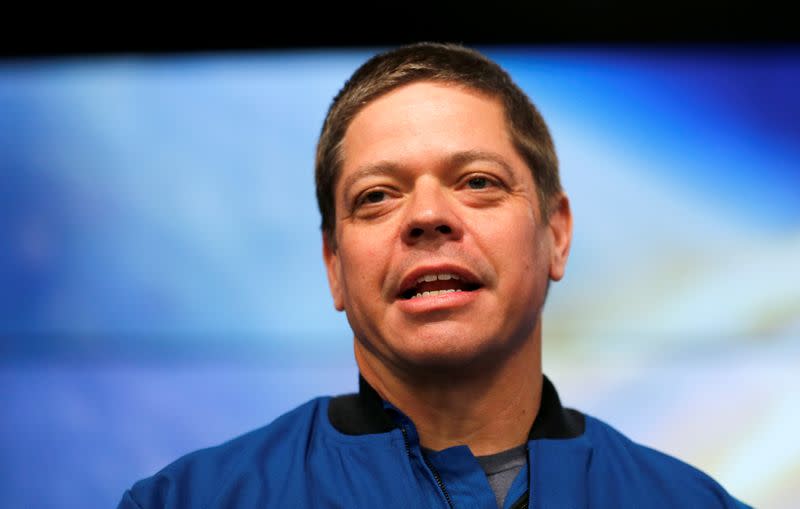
[328, 373, 585, 440]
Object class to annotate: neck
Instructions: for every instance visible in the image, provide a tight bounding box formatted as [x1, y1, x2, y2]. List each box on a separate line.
[355, 328, 542, 457]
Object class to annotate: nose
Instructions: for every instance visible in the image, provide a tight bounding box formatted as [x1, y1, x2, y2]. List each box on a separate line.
[401, 177, 463, 245]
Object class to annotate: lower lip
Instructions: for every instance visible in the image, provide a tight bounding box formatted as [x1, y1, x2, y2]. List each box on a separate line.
[394, 288, 481, 314]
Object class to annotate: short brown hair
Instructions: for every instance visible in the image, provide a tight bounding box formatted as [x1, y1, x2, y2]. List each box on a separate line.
[315, 42, 561, 246]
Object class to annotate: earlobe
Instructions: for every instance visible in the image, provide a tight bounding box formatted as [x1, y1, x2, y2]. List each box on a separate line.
[547, 193, 573, 282]
[322, 233, 345, 311]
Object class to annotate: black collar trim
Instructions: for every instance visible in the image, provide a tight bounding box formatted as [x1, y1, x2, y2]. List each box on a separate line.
[328, 373, 585, 440]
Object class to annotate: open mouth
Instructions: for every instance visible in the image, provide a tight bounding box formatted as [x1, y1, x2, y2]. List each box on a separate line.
[398, 272, 482, 300]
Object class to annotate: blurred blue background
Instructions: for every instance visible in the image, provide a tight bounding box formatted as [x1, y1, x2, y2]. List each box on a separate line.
[1, 47, 798, 508]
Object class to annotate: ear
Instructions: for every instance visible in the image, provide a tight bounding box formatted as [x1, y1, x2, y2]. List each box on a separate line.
[546, 193, 573, 282]
[322, 232, 345, 311]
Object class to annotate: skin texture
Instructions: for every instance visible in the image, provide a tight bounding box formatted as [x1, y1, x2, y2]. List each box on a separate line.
[323, 81, 572, 455]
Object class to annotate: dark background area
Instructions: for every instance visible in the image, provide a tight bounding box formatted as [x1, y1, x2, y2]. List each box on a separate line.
[1, 2, 796, 59]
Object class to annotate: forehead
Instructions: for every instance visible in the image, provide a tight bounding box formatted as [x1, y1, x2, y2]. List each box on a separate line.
[340, 81, 522, 182]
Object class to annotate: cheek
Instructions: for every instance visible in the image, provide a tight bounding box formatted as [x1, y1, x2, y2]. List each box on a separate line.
[483, 209, 539, 253]
[338, 240, 386, 293]
[479, 210, 545, 288]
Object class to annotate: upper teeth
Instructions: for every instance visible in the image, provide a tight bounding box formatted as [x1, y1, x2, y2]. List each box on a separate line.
[416, 273, 461, 283]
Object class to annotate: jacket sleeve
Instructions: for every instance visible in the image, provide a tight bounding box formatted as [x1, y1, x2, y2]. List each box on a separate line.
[117, 489, 145, 509]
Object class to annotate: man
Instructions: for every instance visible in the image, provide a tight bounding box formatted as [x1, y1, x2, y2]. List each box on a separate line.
[119, 43, 750, 508]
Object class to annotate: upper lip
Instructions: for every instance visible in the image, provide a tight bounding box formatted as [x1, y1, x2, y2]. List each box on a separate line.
[396, 264, 482, 298]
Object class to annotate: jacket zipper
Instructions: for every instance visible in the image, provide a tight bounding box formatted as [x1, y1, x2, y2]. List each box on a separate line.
[507, 491, 529, 509]
[400, 424, 455, 509]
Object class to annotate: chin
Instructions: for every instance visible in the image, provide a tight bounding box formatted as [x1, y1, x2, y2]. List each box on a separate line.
[395, 332, 511, 375]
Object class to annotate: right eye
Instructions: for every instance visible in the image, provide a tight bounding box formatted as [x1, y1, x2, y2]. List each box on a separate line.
[363, 190, 386, 204]
[355, 188, 391, 208]
[351, 186, 402, 217]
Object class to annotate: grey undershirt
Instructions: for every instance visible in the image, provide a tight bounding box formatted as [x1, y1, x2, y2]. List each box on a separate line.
[475, 444, 528, 509]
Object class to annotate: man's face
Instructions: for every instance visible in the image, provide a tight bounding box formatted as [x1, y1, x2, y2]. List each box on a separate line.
[324, 81, 571, 373]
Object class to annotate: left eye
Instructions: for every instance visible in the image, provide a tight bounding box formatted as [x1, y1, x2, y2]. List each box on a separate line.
[467, 177, 490, 189]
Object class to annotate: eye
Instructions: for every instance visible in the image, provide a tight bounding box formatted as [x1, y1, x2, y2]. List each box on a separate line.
[364, 190, 386, 203]
[465, 174, 504, 191]
[467, 176, 490, 190]
[354, 188, 391, 209]
[458, 172, 507, 207]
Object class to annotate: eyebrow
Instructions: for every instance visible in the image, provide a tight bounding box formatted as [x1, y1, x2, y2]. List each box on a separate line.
[448, 150, 516, 179]
[340, 162, 402, 196]
[341, 150, 516, 193]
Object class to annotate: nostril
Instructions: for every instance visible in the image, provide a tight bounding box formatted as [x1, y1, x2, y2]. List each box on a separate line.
[410, 227, 424, 238]
[436, 225, 452, 234]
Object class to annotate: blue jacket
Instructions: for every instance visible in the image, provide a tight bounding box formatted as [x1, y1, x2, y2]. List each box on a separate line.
[119, 375, 751, 508]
